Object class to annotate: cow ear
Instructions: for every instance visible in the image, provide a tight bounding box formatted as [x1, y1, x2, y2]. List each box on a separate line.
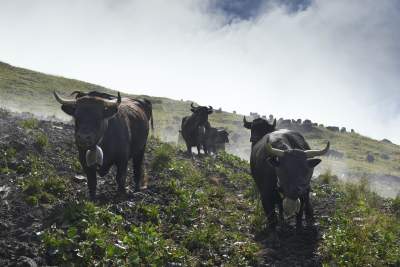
[272, 119, 277, 129]
[61, 105, 76, 116]
[268, 157, 280, 167]
[207, 110, 213, 114]
[190, 108, 196, 112]
[103, 106, 118, 118]
[307, 159, 321, 168]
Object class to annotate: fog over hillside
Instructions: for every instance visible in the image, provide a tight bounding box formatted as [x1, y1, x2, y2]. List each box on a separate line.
[0, 0, 399, 143]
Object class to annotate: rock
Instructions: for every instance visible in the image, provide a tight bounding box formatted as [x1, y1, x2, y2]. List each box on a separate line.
[326, 126, 339, 132]
[74, 175, 87, 182]
[17, 256, 37, 267]
[340, 127, 347, 133]
[381, 138, 392, 144]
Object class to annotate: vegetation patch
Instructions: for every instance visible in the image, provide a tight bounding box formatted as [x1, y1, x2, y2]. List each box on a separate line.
[320, 174, 400, 266]
[21, 154, 66, 205]
[42, 201, 186, 266]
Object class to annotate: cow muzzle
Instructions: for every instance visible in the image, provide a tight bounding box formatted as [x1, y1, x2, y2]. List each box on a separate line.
[76, 132, 98, 149]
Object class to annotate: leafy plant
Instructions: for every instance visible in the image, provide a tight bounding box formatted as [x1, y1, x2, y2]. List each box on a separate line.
[19, 118, 39, 129]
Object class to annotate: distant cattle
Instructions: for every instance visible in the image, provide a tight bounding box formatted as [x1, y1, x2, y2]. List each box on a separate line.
[54, 91, 152, 200]
[244, 117, 329, 232]
[366, 154, 375, 163]
[203, 127, 229, 154]
[181, 103, 213, 155]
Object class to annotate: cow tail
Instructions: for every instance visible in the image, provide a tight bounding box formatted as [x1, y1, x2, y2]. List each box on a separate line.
[144, 99, 154, 132]
[150, 110, 154, 131]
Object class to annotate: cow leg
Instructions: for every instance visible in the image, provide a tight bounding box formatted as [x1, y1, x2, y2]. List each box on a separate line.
[116, 160, 128, 194]
[203, 144, 208, 155]
[296, 197, 305, 229]
[276, 191, 284, 224]
[260, 193, 278, 231]
[196, 145, 202, 156]
[133, 149, 147, 191]
[186, 143, 192, 156]
[304, 190, 314, 226]
[79, 151, 97, 200]
[86, 168, 97, 201]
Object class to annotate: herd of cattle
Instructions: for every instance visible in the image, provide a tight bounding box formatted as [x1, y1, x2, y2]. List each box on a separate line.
[53, 91, 330, 232]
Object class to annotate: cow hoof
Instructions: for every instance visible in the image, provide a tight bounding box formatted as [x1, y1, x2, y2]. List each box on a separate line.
[139, 185, 148, 191]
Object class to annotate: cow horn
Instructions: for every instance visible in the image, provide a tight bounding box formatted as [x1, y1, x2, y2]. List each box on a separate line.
[103, 92, 121, 108]
[305, 142, 330, 158]
[265, 143, 285, 157]
[243, 116, 252, 129]
[70, 91, 86, 99]
[54, 91, 76, 106]
[208, 106, 213, 110]
[191, 102, 197, 109]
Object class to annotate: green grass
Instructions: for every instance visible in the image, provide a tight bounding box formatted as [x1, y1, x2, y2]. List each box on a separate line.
[318, 173, 400, 266]
[41, 140, 261, 266]
[20, 154, 66, 205]
[19, 118, 39, 129]
[42, 201, 187, 266]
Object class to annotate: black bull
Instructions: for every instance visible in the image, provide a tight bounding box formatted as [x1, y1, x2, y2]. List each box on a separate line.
[244, 117, 329, 230]
[54, 91, 152, 200]
[181, 103, 213, 155]
[70, 91, 154, 131]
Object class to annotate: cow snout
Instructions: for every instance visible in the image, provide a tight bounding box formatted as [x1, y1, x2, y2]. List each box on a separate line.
[76, 132, 96, 147]
[297, 186, 308, 196]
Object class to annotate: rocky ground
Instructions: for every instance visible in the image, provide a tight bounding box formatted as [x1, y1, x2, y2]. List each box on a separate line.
[0, 109, 337, 266]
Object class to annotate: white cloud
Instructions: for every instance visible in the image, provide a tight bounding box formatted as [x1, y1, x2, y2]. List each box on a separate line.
[0, 0, 399, 142]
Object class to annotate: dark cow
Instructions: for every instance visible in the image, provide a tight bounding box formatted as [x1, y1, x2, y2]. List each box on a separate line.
[71, 91, 153, 131]
[54, 91, 152, 200]
[243, 116, 277, 142]
[181, 103, 213, 155]
[244, 117, 329, 232]
[203, 127, 229, 154]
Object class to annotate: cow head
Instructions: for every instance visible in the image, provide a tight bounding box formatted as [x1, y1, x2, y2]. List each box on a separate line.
[190, 103, 213, 126]
[54, 91, 121, 150]
[243, 117, 276, 143]
[265, 142, 329, 200]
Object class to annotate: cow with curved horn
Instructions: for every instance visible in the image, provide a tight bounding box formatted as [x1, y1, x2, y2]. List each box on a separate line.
[181, 103, 213, 155]
[70, 91, 154, 132]
[244, 116, 329, 234]
[54, 90, 152, 200]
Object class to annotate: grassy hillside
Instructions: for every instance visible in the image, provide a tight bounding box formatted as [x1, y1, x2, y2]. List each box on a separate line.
[0, 61, 399, 197]
[0, 110, 398, 266]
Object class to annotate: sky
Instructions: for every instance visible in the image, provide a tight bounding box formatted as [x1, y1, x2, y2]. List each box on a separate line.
[0, 0, 399, 143]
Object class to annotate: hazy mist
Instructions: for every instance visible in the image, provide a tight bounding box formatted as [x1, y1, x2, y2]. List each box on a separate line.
[0, 0, 399, 143]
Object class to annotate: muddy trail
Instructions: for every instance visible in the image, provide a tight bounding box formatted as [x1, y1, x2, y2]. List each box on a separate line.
[0, 109, 337, 266]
